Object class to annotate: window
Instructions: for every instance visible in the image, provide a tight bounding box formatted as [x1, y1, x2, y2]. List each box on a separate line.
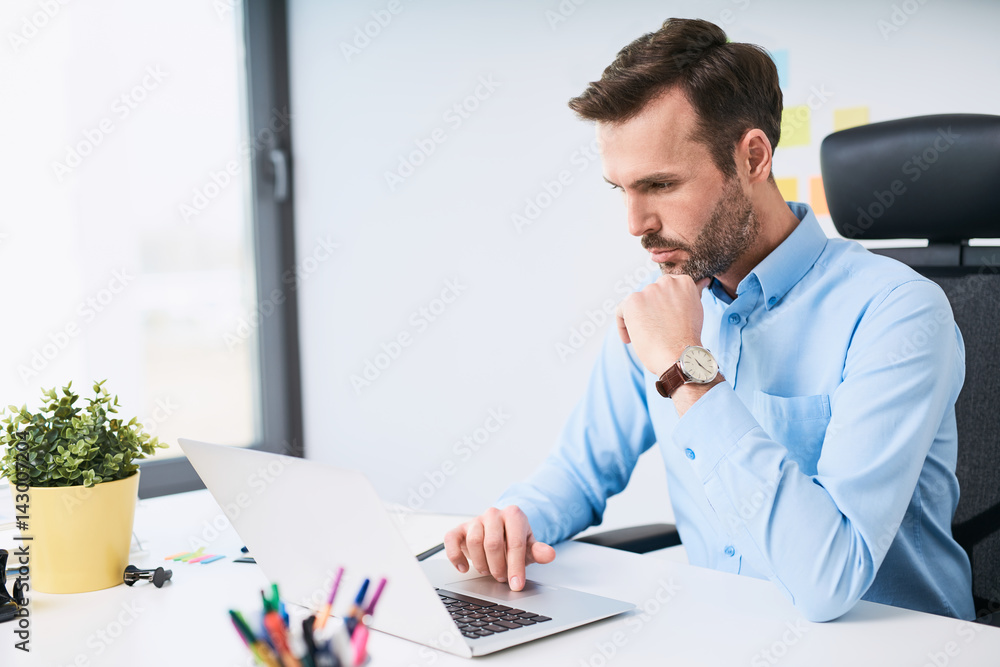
[2, 0, 301, 496]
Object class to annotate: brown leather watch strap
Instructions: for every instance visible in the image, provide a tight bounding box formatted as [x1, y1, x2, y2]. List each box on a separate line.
[655, 363, 687, 398]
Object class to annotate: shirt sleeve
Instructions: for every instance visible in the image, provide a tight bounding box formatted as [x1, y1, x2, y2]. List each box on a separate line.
[495, 326, 658, 546]
[672, 279, 964, 622]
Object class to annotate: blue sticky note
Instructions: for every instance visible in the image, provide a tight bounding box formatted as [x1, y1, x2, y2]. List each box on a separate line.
[771, 49, 789, 89]
[199, 555, 225, 564]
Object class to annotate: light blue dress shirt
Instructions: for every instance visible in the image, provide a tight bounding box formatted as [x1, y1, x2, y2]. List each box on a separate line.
[498, 202, 975, 622]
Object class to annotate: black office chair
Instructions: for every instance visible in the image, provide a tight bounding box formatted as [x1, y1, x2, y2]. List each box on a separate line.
[577, 113, 1000, 625]
[822, 113, 1000, 625]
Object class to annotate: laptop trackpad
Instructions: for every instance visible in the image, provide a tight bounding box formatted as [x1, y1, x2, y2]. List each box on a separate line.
[450, 576, 547, 601]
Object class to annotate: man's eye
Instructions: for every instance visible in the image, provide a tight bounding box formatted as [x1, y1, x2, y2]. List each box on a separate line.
[650, 182, 672, 190]
[608, 183, 622, 191]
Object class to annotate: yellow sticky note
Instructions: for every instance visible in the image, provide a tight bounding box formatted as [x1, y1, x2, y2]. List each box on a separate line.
[833, 106, 869, 131]
[779, 105, 810, 147]
[810, 176, 829, 216]
[775, 177, 798, 202]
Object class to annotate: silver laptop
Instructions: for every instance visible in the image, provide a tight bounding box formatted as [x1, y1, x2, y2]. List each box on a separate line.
[178, 438, 634, 658]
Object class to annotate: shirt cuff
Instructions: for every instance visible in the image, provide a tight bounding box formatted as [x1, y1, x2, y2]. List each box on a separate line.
[671, 381, 761, 481]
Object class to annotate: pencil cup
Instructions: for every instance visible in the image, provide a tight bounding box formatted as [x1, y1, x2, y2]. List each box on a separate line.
[311, 616, 370, 666]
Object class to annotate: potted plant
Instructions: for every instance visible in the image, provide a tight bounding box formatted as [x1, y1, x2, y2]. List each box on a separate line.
[0, 381, 166, 593]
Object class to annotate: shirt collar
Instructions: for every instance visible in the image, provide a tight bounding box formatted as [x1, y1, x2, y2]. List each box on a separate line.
[732, 201, 827, 310]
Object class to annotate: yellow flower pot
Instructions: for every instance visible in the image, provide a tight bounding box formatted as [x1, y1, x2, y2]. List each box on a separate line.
[12, 471, 139, 593]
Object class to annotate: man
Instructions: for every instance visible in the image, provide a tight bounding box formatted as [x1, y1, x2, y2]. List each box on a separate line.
[444, 18, 974, 622]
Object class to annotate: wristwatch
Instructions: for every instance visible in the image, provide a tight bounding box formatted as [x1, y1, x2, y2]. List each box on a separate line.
[655, 345, 720, 398]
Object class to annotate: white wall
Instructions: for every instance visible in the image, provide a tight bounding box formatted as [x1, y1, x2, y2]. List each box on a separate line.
[287, 0, 1000, 529]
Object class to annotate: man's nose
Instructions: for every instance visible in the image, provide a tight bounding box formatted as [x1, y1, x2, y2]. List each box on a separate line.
[625, 193, 659, 238]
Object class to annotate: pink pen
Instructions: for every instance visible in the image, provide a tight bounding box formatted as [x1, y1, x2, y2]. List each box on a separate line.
[351, 621, 369, 665]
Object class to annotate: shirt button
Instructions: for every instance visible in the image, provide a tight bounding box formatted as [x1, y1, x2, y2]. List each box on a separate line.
[728, 313, 741, 325]
[725, 546, 736, 557]
[768, 296, 777, 307]
[684, 448, 696, 460]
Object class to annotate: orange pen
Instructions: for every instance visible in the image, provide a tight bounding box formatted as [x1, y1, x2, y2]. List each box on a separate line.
[263, 611, 302, 667]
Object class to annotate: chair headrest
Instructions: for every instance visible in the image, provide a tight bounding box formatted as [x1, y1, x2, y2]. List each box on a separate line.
[819, 114, 1000, 242]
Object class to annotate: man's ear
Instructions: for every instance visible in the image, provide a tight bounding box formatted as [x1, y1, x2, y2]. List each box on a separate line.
[738, 129, 773, 185]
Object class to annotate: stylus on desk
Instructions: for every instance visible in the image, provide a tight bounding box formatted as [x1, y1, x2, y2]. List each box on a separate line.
[417, 542, 445, 561]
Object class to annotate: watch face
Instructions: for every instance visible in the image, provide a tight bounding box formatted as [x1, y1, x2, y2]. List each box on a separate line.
[680, 346, 718, 383]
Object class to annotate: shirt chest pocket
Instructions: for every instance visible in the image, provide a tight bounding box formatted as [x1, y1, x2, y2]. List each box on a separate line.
[752, 391, 832, 476]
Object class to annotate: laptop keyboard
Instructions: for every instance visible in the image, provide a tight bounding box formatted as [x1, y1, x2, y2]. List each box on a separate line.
[436, 589, 552, 640]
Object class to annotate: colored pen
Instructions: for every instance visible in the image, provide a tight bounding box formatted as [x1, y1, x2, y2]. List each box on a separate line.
[346, 578, 370, 636]
[363, 578, 387, 617]
[229, 610, 259, 657]
[315, 567, 344, 630]
[230, 610, 281, 667]
[302, 615, 321, 667]
[264, 584, 288, 625]
[264, 609, 302, 667]
[351, 621, 370, 666]
[349, 578, 370, 618]
[270, 583, 281, 610]
[228, 612, 258, 663]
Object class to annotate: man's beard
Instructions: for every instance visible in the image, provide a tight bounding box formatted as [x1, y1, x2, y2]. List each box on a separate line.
[642, 177, 760, 283]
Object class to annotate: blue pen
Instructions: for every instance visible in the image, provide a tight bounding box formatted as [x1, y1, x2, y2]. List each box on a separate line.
[350, 578, 369, 615]
[346, 578, 369, 636]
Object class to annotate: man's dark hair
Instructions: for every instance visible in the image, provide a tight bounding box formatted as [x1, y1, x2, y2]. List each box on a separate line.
[568, 18, 782, 179]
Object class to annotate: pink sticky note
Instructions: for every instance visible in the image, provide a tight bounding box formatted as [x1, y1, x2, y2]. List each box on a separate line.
[199, 555, 226, 564]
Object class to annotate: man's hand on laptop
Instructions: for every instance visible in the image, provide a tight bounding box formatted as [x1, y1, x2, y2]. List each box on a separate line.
[444, 506, 555, 592]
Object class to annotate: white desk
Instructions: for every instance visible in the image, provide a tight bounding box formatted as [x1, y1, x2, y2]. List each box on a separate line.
[2, 489, 998, 666]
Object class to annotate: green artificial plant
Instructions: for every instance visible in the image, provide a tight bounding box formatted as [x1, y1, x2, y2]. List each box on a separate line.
[0, 381, 166, 488]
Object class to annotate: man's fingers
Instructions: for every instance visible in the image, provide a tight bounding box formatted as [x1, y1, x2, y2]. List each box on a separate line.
[501, 508, 530, 591]
[444, 526, 469, 573]
[529, 540, 556, 565]
[450, 506, 550, 591]
[464, 519, 490, 576]
[615, 300, 631, 343]
[696, 277, 712, 292]
[481, 509, 508, 583]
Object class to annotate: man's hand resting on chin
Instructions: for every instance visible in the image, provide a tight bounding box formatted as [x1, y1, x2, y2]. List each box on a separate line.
[444, 506, 555, 592]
